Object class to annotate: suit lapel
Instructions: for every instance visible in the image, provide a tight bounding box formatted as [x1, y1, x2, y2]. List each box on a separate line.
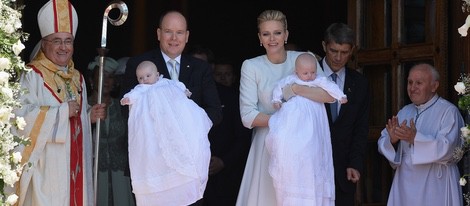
[343, 68, 355, 102]
[337, 68, 355, 120]
[179, 56, 191, 82]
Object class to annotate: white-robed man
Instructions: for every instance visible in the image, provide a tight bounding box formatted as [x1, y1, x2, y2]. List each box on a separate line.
[14, 0, 106, 205]
[377, 63, 464, 206]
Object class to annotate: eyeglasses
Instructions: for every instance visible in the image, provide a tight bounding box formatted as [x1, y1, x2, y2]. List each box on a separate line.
[42, 38, 74, 46]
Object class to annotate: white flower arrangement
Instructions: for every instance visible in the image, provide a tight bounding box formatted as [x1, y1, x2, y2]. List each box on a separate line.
[0, 0, 30, 205]
[455, 74, 470, 206]
[455, 3, 470, 205]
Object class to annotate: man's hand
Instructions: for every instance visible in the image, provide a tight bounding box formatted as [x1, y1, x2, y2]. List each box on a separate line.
[347, 168, 360, 183]
[120, 97, 130, 105]
[68, 100, 80, 118]
[209, 156, 224, 175]
[385, 116, 400, 144]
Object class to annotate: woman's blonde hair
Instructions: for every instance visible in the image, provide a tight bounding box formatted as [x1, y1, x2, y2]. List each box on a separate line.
[257, 10, 287, 31]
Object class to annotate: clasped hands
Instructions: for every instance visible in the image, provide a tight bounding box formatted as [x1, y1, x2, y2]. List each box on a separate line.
[385, 115, 417, 145]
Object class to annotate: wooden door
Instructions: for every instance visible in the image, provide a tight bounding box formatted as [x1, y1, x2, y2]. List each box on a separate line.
[346, 0, 448, 205]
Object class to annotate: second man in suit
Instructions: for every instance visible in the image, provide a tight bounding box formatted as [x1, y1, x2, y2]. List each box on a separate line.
[320, 22, 370, 206]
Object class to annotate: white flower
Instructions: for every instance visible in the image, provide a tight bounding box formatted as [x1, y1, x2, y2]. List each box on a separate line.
[0, 1, 34, 203]
[461, 15, 470, 37]
[462, 126, 470, 139]
[5, 194, 18, 205]
[12, 152, 22, 164]
[2, 86, 13, 98]
[15, 116, 26, 130]
[3, 169, 19, 187]
[14, 19, 22, 30]
[12, 40, 25, 56]
[2, 23, 15, 34]
[0, 107, 12, 124]
[0, 57, 11, 71]
[455, 82, 467, 95]
[0, 71, 9, 85]
[461, 177, 468, 186]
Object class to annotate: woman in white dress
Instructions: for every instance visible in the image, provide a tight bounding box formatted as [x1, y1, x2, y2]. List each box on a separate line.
[236, 10, 334, 206]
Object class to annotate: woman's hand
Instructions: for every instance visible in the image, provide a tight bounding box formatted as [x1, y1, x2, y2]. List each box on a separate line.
[292, 84, 335, 103]
[282, 84, 296, 101]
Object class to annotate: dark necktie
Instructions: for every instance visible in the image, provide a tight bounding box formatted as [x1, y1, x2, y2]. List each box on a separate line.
[330, 73, 338, 122]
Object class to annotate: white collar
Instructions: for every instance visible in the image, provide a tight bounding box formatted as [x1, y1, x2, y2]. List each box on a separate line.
[162, 52, 181, 64]
[321, 58, 345, 80]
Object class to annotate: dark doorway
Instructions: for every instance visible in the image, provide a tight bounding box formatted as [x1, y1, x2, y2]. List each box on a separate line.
[21, 0, 347, 74]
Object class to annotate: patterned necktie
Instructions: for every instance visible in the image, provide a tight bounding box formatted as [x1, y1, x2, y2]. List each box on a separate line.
[330, 73, 338, 122]
[168, 59, 178, 80]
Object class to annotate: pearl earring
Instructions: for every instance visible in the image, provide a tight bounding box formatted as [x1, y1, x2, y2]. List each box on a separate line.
[285, 40, 287, 44]
[260, 42, 262, 46]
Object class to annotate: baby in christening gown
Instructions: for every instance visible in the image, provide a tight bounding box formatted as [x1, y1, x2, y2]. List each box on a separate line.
[121, 61, 212, 206]
[266, 53, 347, 206]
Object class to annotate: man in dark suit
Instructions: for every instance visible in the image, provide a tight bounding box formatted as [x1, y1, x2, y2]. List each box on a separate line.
[120, 10, 222, 206]
[121, 11, 222, 124]
[284, 23, 369, 206]
[320, 23, 370, 206]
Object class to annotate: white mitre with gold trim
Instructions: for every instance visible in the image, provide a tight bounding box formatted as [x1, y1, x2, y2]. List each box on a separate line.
[37, 0, 78, 38]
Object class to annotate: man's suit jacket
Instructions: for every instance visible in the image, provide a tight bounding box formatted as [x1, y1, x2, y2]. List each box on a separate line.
[322, 60, 370, 194]
[121, 48, 222, 125]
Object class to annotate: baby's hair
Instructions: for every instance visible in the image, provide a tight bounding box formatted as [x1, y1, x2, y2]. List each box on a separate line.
[136, 61, 159, 73]
[295, 52, 317, 69]
[306, 51, 319, 61]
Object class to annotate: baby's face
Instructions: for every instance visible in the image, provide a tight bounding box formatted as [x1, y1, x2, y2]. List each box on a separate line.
[136, 66, 159, 84]
[296, 64, 317, 82]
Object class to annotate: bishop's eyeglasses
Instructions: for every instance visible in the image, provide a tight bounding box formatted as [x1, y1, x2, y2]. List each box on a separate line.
[42, 38, 74, 46]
